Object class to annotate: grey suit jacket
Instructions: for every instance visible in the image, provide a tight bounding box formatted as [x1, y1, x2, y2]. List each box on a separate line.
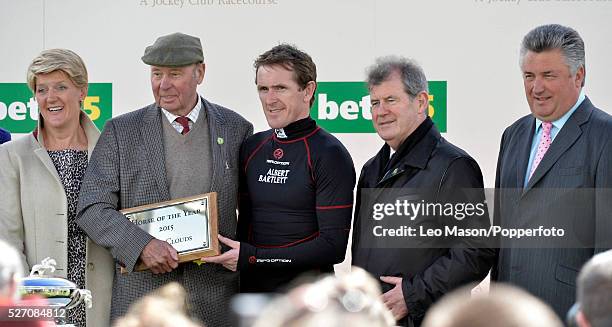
[492, 97, 612, 318]
[76, 98, 253, 326]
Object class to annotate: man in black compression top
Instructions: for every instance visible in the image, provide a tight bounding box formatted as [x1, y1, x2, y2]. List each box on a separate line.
[207, 44, 356, 292]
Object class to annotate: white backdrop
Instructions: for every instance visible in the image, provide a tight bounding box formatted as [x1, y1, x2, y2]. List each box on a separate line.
[2, 0, 612, 187]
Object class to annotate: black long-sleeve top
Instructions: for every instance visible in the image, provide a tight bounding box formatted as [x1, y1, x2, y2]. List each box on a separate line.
[237, 117, 356, 292]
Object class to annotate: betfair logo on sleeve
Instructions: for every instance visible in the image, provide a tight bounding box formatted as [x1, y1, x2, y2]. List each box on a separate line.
[311, 81, 447, 133]
[0, 83, 112, 133]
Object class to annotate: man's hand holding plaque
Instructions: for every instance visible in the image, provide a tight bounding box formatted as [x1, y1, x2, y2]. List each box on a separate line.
[140, 239, 179, 274]
[205, 235, 240, 272]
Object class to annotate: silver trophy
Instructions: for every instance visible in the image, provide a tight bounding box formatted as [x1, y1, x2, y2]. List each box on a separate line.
[18, 257, 92, 326]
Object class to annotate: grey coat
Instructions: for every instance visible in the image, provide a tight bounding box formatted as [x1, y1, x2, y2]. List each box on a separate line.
[76, 98, 253, 326]
[492, 97, 612, 318]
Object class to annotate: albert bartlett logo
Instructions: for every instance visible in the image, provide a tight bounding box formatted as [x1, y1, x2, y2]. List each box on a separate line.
[273, 148, 284, 160]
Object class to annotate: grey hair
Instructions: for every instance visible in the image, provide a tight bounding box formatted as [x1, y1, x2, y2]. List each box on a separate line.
[366, 56, 428, 98]
[0, 240, 24, 300]
[520, 24, 585, 86]
[577, 250, 612, 327]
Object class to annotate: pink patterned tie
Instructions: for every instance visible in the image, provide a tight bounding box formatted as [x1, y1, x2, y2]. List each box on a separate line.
[529, 121, 553, 180]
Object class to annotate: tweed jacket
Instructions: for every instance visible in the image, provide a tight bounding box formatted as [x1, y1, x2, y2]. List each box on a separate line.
[76, 97, 253, 326]
[0, 112, 114, 327]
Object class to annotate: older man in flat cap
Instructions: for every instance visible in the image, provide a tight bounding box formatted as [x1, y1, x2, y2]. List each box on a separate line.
[77, 32, 253, 326]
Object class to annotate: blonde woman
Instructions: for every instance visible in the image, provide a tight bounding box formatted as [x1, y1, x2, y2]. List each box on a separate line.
[0, 49, 113, 327]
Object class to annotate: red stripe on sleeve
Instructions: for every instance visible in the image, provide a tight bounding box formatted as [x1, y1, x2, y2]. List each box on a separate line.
[254, 232, 320, 248]
[316, 204, 353, 210]
[303, 139, 314, 182]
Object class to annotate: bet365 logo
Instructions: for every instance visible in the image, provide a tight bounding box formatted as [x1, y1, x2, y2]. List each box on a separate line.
[311, 81, 447, 133]
[0, 83, 112, 133]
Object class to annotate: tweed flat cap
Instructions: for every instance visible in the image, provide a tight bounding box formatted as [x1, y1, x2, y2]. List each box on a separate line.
[142, 32, 204, 67]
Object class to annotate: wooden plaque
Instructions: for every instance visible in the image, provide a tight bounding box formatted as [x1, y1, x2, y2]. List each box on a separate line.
[120, 192, 220, 272]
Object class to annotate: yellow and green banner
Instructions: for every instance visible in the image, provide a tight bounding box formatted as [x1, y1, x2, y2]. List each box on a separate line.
[311, 81, 447, 133]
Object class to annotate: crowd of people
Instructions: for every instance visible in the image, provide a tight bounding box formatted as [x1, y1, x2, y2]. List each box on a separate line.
[0, 23, 610, 327]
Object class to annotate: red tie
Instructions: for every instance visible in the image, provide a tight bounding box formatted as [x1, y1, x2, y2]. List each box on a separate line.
[175, 116, 190, 135]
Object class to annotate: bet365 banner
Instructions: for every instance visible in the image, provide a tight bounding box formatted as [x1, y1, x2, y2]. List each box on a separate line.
[311, 81, 447, 133]
[0, 83, 112, 133]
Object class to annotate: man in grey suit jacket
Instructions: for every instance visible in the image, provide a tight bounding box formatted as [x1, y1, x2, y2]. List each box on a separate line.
[493, 24, 612, 319]
[76, 32, 253, 326]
